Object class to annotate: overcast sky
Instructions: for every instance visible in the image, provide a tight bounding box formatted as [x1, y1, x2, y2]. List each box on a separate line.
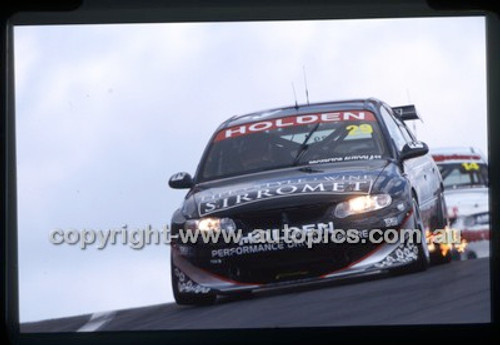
[14, 16, 486, 322]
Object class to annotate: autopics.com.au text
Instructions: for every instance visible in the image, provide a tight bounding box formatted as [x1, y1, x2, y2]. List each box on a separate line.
[48, 224, 463, 250]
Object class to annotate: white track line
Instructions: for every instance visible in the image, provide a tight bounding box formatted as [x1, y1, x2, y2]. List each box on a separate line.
[77, 311, 116, 332]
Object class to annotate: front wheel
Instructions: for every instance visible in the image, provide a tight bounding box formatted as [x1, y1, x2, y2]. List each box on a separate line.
[430, 245, 453, 265]
[429, 192, 452, 265]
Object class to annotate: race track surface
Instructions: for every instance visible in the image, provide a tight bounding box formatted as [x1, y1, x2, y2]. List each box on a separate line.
[21, 258, 491, 332]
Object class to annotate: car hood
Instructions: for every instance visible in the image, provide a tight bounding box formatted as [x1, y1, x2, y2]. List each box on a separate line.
[444, 187, 489, 217]
[183, 159, 393, 218]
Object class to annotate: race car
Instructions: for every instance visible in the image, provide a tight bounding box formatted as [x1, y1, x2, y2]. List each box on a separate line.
[168, 98, 449, 305]
[431, 147, 489, 259]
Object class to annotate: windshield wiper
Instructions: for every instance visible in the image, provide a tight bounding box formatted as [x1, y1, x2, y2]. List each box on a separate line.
[293, 122, 320, 165]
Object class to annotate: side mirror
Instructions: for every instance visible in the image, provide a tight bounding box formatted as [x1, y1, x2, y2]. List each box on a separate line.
[168, 172, 194, 189]
[400, 141, 429, 161]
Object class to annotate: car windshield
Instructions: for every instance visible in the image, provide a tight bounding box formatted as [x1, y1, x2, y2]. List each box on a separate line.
[198, 110, 387, 182]
[437, 162, 488, 190]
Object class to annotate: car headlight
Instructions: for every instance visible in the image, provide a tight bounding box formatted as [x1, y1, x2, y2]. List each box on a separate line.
[185, 217, 237, 232]
[334, 194, 392, 218]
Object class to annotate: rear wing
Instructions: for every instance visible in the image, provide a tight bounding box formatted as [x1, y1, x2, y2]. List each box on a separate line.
[392, 105, 420, 121]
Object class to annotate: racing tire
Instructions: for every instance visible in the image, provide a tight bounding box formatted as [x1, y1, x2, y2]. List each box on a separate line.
[450, 249, 462, 261]
[429, 191, 453, 265]
[430, 245, 452, 265]
[171, 261, 217, 306]
[467, 251, 478, 260]
[429, 193, 451, 264]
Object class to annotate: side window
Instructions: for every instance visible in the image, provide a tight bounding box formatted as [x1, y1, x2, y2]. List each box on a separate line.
[379, 106, 407, 151]
[392, 115, 415, 143]
[397, 123, 413, 143]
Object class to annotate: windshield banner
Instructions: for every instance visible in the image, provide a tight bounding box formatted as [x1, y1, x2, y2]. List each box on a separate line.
[214, 110, 376, 142]
[198, 175, 374, 216]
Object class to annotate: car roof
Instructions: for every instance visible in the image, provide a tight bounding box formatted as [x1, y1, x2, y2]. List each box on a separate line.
[217, 98, 384, 130]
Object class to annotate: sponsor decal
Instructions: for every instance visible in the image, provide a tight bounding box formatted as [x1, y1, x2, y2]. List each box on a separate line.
[384, 217, 399, 227]
[407, 141, 425, 149]
[374, 241, 418, 268]
[214, 110, 376, 142]
[198, 175, 373, 216]
[211, 240, 344, 259]
[174, 267, 211, 294]
[432, 154, 481, 162]
[170, 172, 188, 181]
[308, 154, 382, 165]
[212, 243, 290, 258]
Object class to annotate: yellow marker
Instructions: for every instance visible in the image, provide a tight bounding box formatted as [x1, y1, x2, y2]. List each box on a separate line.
[462, 162, 479, 171]
[346, 124, 373, 136]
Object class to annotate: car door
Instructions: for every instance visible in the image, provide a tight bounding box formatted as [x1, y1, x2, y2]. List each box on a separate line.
[391, 109, 441, 227]
[379, 106, 434, 209]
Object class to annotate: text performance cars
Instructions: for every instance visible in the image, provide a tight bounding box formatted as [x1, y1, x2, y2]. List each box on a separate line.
[168, 98, 449, 305]
[431, 147, 489, 259]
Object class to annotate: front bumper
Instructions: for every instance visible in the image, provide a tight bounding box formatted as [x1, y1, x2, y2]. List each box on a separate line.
[171, 209, 420, 295]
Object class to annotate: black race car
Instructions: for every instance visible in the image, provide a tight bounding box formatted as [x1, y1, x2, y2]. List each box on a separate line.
[168, 98, 449, 305]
